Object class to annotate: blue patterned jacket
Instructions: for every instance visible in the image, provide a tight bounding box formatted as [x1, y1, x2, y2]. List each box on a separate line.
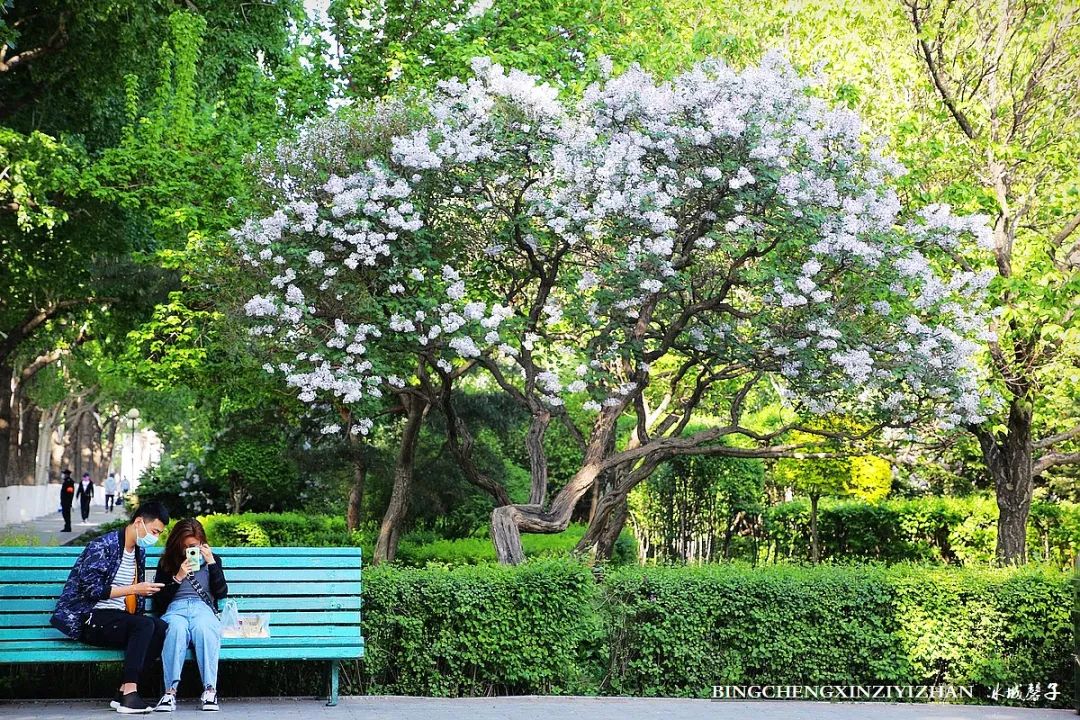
[50, 529, 147, 639]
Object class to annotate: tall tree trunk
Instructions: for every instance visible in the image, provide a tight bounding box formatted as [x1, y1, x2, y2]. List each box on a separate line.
[810, 492, 821, 564]
[972, 397, 1033, 565]
[346, 433, 366, 532]
[0, 364, 13, 486]
[373, 394, 428, 564]
[594, 494, 630, 561]
[48, 404, 67, 482]
[99, 412, 118, 477]
[525, 409, 550, 505]
[15, 400, 41, 485]
[77, 405, 100, 481]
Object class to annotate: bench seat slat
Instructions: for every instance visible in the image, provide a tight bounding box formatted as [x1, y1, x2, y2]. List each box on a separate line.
[0, 569, 361, 583]
[0, 623, 363, 640]
[0, 595, 362, 615]
[0, 645, 364, 664]
[0, 581, 360, 598]
[0, 610, 362, 631]
[0, 547, 362, 557]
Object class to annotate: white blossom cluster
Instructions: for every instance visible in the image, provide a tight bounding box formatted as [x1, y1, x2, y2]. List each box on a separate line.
[234, 53, 994, 437]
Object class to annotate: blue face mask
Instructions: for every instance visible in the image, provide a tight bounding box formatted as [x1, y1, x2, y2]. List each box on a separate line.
[136, 519, 160, 548]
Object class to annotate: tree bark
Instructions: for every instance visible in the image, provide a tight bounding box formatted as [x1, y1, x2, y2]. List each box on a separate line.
[972, 397, 1033, 565]
[346, 433, 366, 532]
[15, 399, 41, 486]
[492, 409, 620, 564]
[594, 493, 630, 561]
[525, 409, 551, 505]
[373, 394, 428, 564]
[0, 364, 12, 486]
[809, 492, 821, 564]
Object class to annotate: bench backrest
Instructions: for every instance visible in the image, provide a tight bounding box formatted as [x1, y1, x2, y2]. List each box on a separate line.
[0, 546, 363, 653]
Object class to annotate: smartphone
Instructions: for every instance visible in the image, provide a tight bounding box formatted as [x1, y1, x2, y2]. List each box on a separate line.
[185, 546, 201, 572]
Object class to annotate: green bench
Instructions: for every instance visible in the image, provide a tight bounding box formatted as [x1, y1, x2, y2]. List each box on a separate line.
[0, 545, 364, 706]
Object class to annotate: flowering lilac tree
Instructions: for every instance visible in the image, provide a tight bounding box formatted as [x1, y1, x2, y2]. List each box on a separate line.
[234, 54, 993, 563]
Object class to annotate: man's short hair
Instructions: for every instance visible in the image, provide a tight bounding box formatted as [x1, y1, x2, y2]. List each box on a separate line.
[130, 500, 169, 526]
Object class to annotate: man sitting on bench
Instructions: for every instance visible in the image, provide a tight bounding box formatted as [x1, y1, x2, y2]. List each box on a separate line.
[50, 501, 170, 714]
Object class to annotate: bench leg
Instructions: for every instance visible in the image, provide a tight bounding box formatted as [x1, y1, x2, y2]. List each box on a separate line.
[326, 659, 340, 707]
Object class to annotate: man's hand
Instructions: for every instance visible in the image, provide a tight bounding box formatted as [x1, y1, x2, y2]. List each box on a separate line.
[133, 582, 165, 596]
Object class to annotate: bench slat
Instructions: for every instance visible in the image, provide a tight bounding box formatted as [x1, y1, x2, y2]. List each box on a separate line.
[0, 569, 361, 583]
[0, 610, 362, 631]
[0, 581, 360, 598]
[0, 595, 362, 615]
[0, 623, 363, 640]
[0, 644, 364, 664]
[0, 547, 362, 556]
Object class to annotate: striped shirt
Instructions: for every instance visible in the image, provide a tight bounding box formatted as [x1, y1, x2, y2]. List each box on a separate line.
[93, 549, 136, 611]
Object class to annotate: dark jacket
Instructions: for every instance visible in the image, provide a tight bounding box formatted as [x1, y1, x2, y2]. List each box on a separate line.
[75, 480, 94, 502]
[59, 477, 75, 508]
[50, 528, 147, 639]
[152, 553, 228, 615]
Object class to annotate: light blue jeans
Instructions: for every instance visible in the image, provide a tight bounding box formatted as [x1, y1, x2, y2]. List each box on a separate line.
[161, 597, 221, 692]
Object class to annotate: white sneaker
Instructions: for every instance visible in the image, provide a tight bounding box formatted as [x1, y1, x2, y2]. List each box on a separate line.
[200, 688, 218, 712]
[154, 694, 176, 712]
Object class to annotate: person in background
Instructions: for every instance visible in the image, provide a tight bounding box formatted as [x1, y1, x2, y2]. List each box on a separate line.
[76, 472, 95, 523]
[119, 475, 131, 505]
[50, 501, 170, 714]
[104, 472, 118, 513]
[152, 518, 228, 712]
[59, 469, 75, 532]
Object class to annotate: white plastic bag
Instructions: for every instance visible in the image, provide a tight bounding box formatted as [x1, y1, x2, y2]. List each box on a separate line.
[220, 599, 240, 634]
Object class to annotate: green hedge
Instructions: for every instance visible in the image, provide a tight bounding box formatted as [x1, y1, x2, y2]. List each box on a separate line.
[196, 512, 636, 566]
[602, 562, 1073, 702]
[3, 560, 1073, 707]
[76, 512, 637, 567]
[356, 559, 604, 695]
[764, 496, 1080, 566]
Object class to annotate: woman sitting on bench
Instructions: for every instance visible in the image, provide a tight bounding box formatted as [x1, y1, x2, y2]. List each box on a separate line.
[151, 519, 229, 712]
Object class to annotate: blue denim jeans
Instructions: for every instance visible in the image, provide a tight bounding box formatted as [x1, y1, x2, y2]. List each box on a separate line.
[161, 598, 221, 692]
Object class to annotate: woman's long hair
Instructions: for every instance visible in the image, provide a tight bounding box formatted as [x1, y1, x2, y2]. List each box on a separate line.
[159, 518, 208, 577]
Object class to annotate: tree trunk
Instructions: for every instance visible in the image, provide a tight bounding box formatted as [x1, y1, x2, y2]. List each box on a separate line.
[973, 397, 1033, 565]
[346, 434, 366, 532]
[78, 406, 101, 482]
[15, 400, 41, 485]
[525, 409, 550, 505]
[810, 493, 821, 564]
[0, 364, 12, 486]
[594, 494, 630, 561]
[101, 413, 118, 477]
[373, 394, 428, 564]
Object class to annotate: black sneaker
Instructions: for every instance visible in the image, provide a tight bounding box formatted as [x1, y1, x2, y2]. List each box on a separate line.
[109, 690, 121, 709]
[200, 688, 219, 712]
[116, 691, 152, 714]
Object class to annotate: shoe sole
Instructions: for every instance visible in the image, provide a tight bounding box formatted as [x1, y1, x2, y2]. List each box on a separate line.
[154, 705, 175, 712]
[116, 707, 152, 714]
[202, 707, 219, 712]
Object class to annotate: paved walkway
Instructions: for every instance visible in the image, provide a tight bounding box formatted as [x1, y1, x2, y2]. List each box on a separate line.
[0, 697, 1071, 719]
[0, 499, 121, 546]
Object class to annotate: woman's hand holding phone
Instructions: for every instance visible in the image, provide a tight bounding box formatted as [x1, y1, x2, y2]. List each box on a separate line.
[199, 543, 215, 565]
[174, 558, 195, 582]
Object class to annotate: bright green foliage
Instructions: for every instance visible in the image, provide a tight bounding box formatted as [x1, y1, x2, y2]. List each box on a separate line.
[603, 562, 1071, 703]
[764, 495, 1080, 566]
[628, 454, 765, 562]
